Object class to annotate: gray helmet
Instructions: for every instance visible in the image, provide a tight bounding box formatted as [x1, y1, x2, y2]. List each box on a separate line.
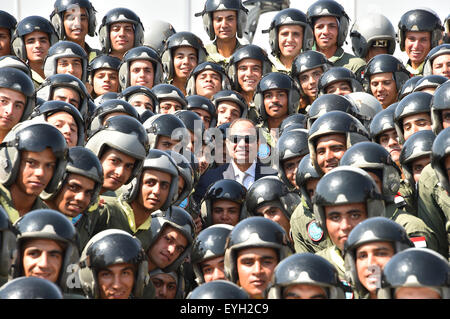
[339, 141, 402, 202]
[0, 121, 68, 194]
[122, 149, 179, 211]
[227, 44, 273, 91]
[163, 150, 196, 206]
[350, 13, 396, 58]
[317, 67, 364, 96]
[423, 43, 450, 76]
[200, 179, 247, 227]
[413, 75, 448, 93]
[142, 113, 187, 150]
[50, 0, 97, 39]
[306, 93, 361, 129]
[431, 127, 450, 193]
[344, 217, 414, 295]
[397, 8, 444, 52]
[345, 92, 383, 129]
[280, 113, 306, 134]
[393, 91, 433, 144]
[275, 128, 309, 189]
[120, 85, 159, 112]
[11, 15, 58, 61]
[195, 0, 249, 40]
[41, 146, 103, 208]
[152, 83, 187, 113]
[0, 207, 17, 280]
[313, 166, 385, 235]
[307, 0, 350, 47]
[267, 252, 345, 299]
[12, 209, 79, 292]
[185, 95, 217, 128]
[245, 176, 302, 220]
[0, 55, 31, 77]
[78, 229, 148, 299]
[118, 46, 163, 90]
[398, 76, 423, 101]
[377, 248, 450, 299]
[369, 105, 397, 143]
[36, 73, 90, 119]
[143, 20, 176, 55]
[399, 130, 435, 188]
[29, 100, 85, 147]
[0, 67, 35, 122]
[98, 7, 144, 54]
[149, 206, 196, 272]
[253, 72, 300, 121]
[224, 216, 291, 283]
[88, 54, 121, 88]
[187, 279, 249, 299]
[0, 10, 17, 41]
[262, 8, 314, 57]
[212, 89, 248, 120]
[44, 40, 88, 82]
[363, 54, 410, 94]
[87, 98, 139, 134]
[185, 62, 232, 97]
[190, 223, 233, 284]
[85, 115, 149, 184]
[295, 154, 321, 209]
[161, 31, 208, 81]
[308, 110, 370, 176]
[0, 277, 63, 299]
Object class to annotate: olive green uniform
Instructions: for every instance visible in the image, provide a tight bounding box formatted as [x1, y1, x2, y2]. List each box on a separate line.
[417, 164, 450, 259]
[327, 47, 366, 79]
[268, 54, 291, 74]
[398, 180, 417, 215]
[205, 40, 244, 69]
[405, 60, 425, 76]
[31, 69, 45, 90]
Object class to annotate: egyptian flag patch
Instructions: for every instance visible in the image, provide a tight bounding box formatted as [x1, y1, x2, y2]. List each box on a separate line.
[410, 236, 427, 248]
[307, 220, 324, 242]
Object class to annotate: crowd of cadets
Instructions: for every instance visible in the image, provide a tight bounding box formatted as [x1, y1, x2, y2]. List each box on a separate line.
[0, 0, 448, 300]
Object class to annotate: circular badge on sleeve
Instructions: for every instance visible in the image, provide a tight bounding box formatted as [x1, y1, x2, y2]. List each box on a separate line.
[307, 220, 324, 242]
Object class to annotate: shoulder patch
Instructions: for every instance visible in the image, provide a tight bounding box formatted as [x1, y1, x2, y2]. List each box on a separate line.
[307, 220, 324, 242]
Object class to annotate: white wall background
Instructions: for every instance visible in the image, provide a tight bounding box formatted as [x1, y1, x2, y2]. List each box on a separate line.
[2, 0, 448, 64]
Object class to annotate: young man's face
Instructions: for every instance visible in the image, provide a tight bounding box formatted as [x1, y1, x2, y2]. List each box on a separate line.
[255, 205, 290, 237]
[57, 57, 83, 80]
[211, 199, 241, 226]
[432, 54, 450, 79]
[0, 88, 26, 133]
[278, 24, 303, 59]
[128, 93, 153, 111]
[22, 238, 64, 283]
[370, 72, 397, 108]
[200, 255, 226, 283]
[237, 58, 262, 93]
[402, 113, 432, 141]
[130, 60, 155, 89]
[52, 87, 81, 110]
[283, 284, 327, 299]
[24, 31, 50, 63]
[192, 107, 212, 130]
[263, 89, 289, 119]
[324, 202, 368, 251]
[315, 133, 346, 174]
[151, 272, 177, 299]
[212, 10, 237, 41]
[217, 101, 241, 126]
[46, 111, 78, 147]
[53, 173, 95, 217]
[394, 287, 441, 299]
[305, 178, 319, 200]
[148, 225, 188, 270]
[298, 67, 323, 99]
[313, 16, 339, 51]
[109, 22, 135, 54]
[412, 155, 431, 184]
[442, 110, 450, 130]
[195, 70, 222, 99]
[63, 6, 89, 43]
[282, 155, 304, 188]
[405, 31, 431, 66]
[158, 99, 183, 114]
[16, 149, 56, 197]
[325, 81, 352, 96]
[97, 262, 135, 299]
[378, 129, 402, 163]
[173, 46, 198, 79]
[0, 27, 12, 56]
[355, 241, 395, 296]
[93, 69, 119, 96]
[236, 247, 278, 299]
[100, 148, 136, 192]
[137, 169, 172, 213]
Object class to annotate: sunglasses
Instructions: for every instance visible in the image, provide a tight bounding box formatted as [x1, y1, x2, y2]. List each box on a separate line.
[228, 134, 257, 144]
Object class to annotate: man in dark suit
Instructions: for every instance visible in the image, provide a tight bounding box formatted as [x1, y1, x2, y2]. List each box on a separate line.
[192, 118, 277, 204]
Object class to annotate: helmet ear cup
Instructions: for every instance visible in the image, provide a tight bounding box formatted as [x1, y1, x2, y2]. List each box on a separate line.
[98, 24, 109, 53]
[203, 14, 214, 41]
[11, 37, 26, 61]
[338, 15, 350, 47]
[50, 13, 64, 39]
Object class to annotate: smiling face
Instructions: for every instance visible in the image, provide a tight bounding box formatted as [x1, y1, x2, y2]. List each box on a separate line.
[130, 60, 155, 89]
[263, 89, 288, 119]
[147, 225, 187, 271]
[53, 173, 95, 217]
[313, 16, 339, 51]
[315, 133, 346, 174]
[63, 6, 89, 43]
[370, 73, 398, 108]
[405, 31, 431, 67]
[237, 58, 262, 93]
[212, 10, 237, 41]
[278, 24, 303, 58]
[173, 46, 198, 80]
[97, 263, 136, 299]
[298, 67, 323, 99]
[99, 148, 136, 192]
[24, 31, 51, 63]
